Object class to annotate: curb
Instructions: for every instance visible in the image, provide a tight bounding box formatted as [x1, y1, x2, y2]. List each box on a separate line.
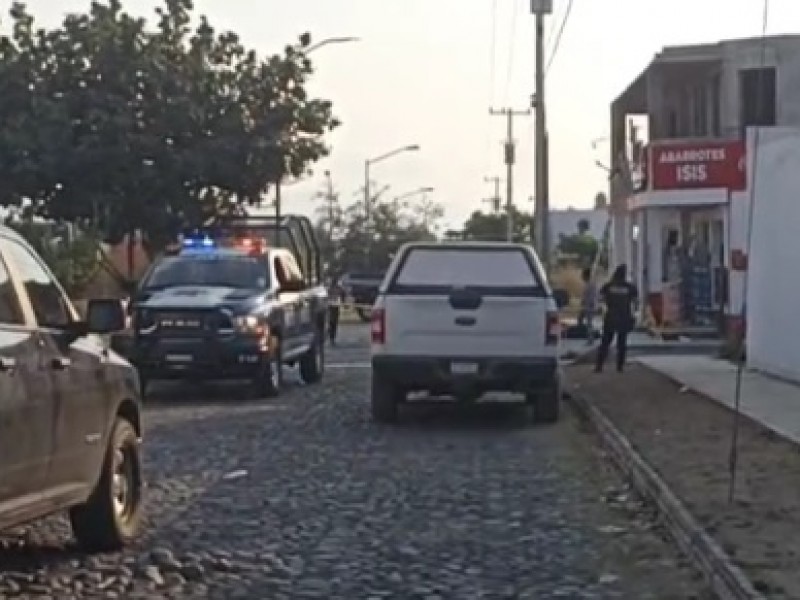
[565, 388, 765, 600]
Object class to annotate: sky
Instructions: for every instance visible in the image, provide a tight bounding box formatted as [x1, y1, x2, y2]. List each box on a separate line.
[21, 0, 800, 231]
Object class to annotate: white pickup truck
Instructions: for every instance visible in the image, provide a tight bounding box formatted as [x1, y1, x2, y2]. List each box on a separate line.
[370, 241, 564, 424]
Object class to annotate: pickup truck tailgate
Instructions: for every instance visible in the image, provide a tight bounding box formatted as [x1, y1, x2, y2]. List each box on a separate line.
[384, 293, 549, 357]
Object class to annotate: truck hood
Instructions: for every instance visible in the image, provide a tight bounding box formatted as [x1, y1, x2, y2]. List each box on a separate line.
[139, 286, 266, 311]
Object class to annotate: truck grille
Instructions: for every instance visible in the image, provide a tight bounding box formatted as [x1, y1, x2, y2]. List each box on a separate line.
[149, 310, 230, 337]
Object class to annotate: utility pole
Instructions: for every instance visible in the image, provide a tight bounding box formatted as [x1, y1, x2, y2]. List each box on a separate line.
[489, 108, 530, 241]
[324, 170, 336, 245]
[483, 176, 502, 213]
[531, 0, 553, 272]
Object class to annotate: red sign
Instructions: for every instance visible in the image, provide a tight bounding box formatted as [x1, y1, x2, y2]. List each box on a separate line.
[649, 140, 746, 191]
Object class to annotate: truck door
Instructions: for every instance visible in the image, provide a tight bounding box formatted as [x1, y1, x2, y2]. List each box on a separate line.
[0, 240, 54, 504]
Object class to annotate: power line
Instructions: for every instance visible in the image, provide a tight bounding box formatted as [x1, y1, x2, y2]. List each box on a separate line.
[504, 0, 520, 101]
[729, 0, 770, 504]
[485, 0, 499, 173]
[545, 0, 574, 75]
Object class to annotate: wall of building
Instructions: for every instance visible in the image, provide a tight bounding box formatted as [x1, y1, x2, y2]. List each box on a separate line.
[746, 126, 800, 383]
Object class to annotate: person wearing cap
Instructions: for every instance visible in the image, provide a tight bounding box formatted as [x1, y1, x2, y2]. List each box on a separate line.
[595, 264, 638, 373]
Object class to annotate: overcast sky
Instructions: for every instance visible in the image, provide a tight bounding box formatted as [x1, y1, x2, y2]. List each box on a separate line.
[22, 0, 799, 230]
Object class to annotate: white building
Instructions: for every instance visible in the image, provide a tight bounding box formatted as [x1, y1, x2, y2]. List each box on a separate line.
[609, 35, 800, 335]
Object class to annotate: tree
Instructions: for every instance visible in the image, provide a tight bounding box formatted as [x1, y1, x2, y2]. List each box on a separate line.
[594, 191, 608, 209]
[461, 207, 531, 243]
[0, 1, 339, 283]
[557, 218, 599, 267]
[314, 186, 443, 276]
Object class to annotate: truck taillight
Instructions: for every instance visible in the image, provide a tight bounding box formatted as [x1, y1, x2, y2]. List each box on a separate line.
[371, 307, 386, 344]
[546, 311, 560, 345]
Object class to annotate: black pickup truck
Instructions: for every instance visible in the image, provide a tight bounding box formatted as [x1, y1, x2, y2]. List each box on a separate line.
[128, 215, 328, 397]
[340, 271, 385, 322]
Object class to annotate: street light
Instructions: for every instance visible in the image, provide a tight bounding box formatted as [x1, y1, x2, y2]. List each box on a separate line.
[305, 36, 361, 54]
[364, 144, 420, 221]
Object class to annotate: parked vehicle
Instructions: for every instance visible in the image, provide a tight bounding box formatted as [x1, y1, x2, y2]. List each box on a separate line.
[370, 241, 565, 423]
[340, 271, 385, 321]
[128, 216, 328, 397]
[0, 226, 142, 550]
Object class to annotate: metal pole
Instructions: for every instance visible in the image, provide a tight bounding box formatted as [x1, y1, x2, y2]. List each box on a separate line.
[506, 111, 514, 242]
[275, 177, 282, 247]
[533, 9, 548, 270]
[326, 171, 335, 245]
[364, 160, 371, 223]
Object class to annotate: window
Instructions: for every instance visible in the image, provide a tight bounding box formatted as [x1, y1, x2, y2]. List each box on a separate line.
[0, 239, 72, 329]
[0, 250, 24, 325]
[392, 247, 544, 293]
[275, 254, 304, 287]
[740, 67, 777, 131]
[142, 255, 269, 290]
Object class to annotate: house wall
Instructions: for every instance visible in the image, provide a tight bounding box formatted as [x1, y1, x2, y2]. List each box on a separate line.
[746, 126, 800, 383]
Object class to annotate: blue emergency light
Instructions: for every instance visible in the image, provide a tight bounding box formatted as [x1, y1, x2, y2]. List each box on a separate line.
[181, 235, 216, 250]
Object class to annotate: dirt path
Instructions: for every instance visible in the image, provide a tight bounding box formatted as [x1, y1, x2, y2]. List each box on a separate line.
[568, 363, 800, 599]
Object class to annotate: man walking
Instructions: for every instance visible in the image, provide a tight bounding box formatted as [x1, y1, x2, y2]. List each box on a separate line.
[595, 264, 638, 373]
[327, 277, 345, 346]
[579, 267, 598, 345]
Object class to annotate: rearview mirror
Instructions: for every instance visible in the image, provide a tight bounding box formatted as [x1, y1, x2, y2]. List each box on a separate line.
[86, 299, 126, 334]
[552, 288, 570, 310]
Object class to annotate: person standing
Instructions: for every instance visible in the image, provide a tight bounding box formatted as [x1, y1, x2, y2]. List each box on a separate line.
[595, 264, 638, 373]
[579, 267, 598, 345]
[327, 277, 345, 346]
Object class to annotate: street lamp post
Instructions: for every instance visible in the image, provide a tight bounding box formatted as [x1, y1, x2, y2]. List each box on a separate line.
[364, 144, 420, 223]
[305, 36, 360, 54]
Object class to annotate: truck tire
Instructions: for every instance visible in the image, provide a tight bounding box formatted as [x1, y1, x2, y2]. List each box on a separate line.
[70, 417, 143, 552]
[356, 307, 372, 322]
[299, 334, 324, 384]
[529, 383, 561, 424]
[371, 373, 403, 423]
[253, 337, 283, 398]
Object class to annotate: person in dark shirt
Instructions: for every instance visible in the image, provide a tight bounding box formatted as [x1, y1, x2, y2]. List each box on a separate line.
[327, 277, 345, 345]
[595, 264, 639, 373]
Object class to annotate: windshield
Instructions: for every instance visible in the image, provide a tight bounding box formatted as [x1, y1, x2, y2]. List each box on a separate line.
[142, 254, 269, 290]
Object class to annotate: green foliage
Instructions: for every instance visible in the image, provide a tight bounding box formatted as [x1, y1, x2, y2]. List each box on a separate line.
[313, 187, 444, 276]
[5, 218, 100, 295]
[0, 1, 338, 259]
[460, 207, 531, 243]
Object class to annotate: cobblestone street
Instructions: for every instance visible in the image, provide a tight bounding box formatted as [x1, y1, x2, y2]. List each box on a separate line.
[0, 326, 712, 599]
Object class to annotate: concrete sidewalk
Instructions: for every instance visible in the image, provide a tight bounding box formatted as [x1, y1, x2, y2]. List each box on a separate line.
[637, 355, 800, 445]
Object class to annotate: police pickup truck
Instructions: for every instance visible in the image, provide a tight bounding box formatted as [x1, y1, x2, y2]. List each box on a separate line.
[129, 223, 327, 397]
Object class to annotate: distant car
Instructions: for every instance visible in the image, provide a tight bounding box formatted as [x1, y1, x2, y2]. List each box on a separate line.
[370, 241, 564, 423]
[0, 226, 142, 550]
[340, 271, 385, 321]
[129, 233, 327, 397]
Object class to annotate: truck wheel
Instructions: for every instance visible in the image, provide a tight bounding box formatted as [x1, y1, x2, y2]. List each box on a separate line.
[299, 334, 324, 384]
[70, 417, 143, 552]
[253, 337, 283, 398]
[529, 383, 561, 424]
[371, 373, 403, 423]
[356, 307, 372, 322]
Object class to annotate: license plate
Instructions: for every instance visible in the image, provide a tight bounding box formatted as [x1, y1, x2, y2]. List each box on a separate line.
[165, 354, 193, 363]
[451, 361, 479, 375]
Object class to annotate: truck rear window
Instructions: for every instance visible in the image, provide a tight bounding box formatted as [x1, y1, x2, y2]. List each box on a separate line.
[390, 247, 545, 295]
